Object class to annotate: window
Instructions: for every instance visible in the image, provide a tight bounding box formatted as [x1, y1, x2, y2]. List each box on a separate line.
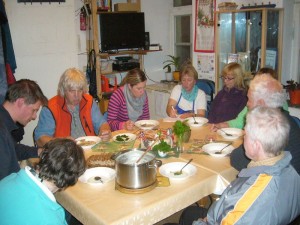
[174, 0, 192, 7]
[171, 4, 192, 66]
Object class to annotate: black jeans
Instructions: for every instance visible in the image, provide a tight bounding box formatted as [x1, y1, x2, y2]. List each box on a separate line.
[164, 206, 208, 225]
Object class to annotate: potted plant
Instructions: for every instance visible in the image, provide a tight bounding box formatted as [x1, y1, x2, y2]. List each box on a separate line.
[173, 120, 191, 152]
[164, 64, 173, 81]
[284, 80, 300, 105]
[163, 55, 181, 81]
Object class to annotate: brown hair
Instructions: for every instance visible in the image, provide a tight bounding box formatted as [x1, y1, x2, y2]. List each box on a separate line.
[120, 68, 147, 87]
[5, 79, 48, 106]
[256, 67, 278, 79]
[221, 62, 246, 90]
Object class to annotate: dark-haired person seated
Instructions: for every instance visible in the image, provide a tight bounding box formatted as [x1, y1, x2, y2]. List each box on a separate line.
[167, 107, 300, 225]
[0, 79, 48, 180]
[0, 138, 86, 225]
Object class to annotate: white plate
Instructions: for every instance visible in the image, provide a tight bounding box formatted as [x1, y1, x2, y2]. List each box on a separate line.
[217, 128, 243, 140]
[202, 143, 234, 157]
[112, 133, 137, 143]
[79, 167, 116, 185]
[75, 136, 101, 150]
[186, 117, 209, 128]
[159, 162, 197, 180]
[134, 120, 159, 130]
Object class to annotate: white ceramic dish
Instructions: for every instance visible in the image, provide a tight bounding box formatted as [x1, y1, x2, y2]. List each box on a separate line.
[202, 142, 234, 157]
[217, 128, 243, 140]
[112, 133, 137, 143]
[79, 167, 116, 185]
[186, 117, 209, 128]
[159, 162, 197, 180]
[134, 120, 159, 130]
[75, 136, 101, 150]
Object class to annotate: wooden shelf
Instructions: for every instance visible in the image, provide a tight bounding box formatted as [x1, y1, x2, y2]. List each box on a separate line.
[98, 49, 161, 59]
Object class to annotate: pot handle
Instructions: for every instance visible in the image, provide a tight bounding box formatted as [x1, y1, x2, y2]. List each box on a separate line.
[148, 160, 162, 169]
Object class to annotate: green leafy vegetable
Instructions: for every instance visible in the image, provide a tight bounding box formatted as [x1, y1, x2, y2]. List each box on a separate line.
[173, 120, 191, 136]
[115, 134, 129, 142]
[152, 140, 171, 153]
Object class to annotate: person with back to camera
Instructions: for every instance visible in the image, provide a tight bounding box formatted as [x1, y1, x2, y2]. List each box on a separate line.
[165, 107, 300, 225]
[166, 61, 206, 119]
[0, 138, 86, 225]
[229, 74, 300, 175]
[107, 68, 150, 131]
[34, 67, 111, 148]
[0, 79, 48, 180]
[208, 62, 247, 123]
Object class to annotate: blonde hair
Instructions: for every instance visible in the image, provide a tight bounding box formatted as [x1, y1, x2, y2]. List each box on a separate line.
[179, 61, 198, 81]
[57, 68, 88, 97]
[221, 62, 245, 90]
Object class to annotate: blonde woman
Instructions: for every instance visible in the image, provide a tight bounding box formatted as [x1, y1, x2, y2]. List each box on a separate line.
[208, 62, 247, 123]
[166, 62, 206, 119]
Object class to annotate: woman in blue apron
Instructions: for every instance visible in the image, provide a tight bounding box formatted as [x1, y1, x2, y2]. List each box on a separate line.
[166, 61, 206, 119]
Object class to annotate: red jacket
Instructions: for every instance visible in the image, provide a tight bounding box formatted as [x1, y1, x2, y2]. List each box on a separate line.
[47, 94, 95, 137]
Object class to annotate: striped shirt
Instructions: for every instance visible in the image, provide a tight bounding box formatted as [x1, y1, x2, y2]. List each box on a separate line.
[107, 87, 150, 131]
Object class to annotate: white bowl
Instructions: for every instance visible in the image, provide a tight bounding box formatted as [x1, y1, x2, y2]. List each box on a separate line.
[159, 162, 197, 180]
[134, 120, 159, 130]
[202, 142, 234, 157]
[217, 128, 243, 140]
[112, 133, 136, 143]
[79, 167, 116, 185]
[75, 136, 101, 150]
[186, 117, 208, 128]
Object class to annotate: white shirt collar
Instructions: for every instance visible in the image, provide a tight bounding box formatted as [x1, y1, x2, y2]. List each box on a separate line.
[24, 166, 56, 202]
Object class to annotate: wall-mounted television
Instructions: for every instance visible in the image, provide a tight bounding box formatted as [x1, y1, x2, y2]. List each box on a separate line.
[99, 12, 145, 52]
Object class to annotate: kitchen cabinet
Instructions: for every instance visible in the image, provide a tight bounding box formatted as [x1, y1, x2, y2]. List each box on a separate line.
[214, 8, 283, 91]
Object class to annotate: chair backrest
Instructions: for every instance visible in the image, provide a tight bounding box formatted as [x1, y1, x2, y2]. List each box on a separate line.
[103, 111, 108, 121]
[196, 79, 215, 116]
[291, 115, 300, 127]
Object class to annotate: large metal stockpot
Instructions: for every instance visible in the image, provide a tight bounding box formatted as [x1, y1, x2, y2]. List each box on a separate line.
[111, 149, 162, 189]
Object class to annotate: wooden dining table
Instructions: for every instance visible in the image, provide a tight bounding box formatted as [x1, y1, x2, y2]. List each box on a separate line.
[55, 119, 243, 225]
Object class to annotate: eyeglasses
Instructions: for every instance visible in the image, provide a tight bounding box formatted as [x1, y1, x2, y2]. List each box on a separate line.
[220, 76, 234, 81]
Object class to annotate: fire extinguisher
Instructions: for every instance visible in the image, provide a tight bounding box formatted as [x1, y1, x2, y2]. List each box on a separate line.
[80, 7, 86, 31]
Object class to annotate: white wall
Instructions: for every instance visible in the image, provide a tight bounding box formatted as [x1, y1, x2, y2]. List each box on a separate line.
[4, 0, 296, 145]
[5, 0, 172, 145]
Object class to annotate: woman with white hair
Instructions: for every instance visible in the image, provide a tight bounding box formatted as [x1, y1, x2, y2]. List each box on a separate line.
[34, 68, 111, 147]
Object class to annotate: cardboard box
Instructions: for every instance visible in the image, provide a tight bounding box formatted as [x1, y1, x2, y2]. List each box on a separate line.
[114, 3, 140, 12]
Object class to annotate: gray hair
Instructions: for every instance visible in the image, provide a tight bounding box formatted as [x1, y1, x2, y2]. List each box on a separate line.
[57, 68, 88, 97]
[249, 74, 286, 108]
[245, 107, 290, 156]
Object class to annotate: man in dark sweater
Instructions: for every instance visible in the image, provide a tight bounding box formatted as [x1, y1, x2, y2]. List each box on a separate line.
[0, 79, 47, 180]
[230, 74, 300, 175]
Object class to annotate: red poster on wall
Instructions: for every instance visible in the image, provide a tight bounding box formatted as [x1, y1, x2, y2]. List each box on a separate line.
[194, 0, 216, 52]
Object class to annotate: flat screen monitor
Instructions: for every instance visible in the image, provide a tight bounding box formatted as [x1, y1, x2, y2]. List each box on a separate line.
[99, 12, 145, 52]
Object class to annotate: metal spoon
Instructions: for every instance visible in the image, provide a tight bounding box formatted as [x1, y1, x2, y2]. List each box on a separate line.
[192, 116, 199, 124]
[216, 127, 233, 137]
[215, 143, 232, 154]
[174, 159, 193, 175]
